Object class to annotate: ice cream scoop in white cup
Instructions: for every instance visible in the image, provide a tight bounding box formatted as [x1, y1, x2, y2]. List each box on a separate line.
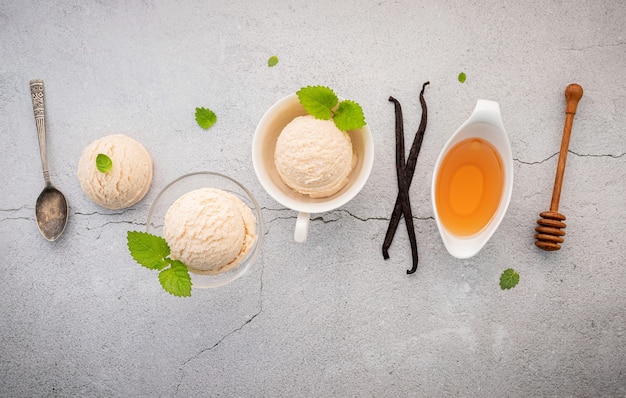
[252, 93, 374, 242]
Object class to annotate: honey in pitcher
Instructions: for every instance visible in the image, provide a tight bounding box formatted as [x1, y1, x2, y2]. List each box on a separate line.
[435, 137, 504, 236]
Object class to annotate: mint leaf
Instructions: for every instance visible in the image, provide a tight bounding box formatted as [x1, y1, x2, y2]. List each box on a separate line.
[500, 268, 520, 290]
[127, 231, 193, 297]
[296, 86, 338, 120]
[158, 260, 192, 297]
[195, 107, 217, 129]
[127, 231, 170, 270]
[333, 100, 366, 131]
[96, 154, 112, 173]
[268, 55, 279, 67]
[458, 72, 467, 83]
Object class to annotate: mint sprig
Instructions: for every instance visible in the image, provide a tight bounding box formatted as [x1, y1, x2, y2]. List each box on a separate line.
[296, 85, 365, 131]
[500, 268, 519, 290]
[195, 107, 217, 129]
[127, 231, 192, 297]
[96, 154, 112, 173]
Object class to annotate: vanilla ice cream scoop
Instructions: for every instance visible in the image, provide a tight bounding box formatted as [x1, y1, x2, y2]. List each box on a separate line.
[163, 188, 257, 275]
[77, 134, 152, 210]
[274, 115, 355, 198]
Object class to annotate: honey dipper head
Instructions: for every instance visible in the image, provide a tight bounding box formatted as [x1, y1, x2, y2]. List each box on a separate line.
[535, 211, 567, 251]
[565, 84, 583, 114]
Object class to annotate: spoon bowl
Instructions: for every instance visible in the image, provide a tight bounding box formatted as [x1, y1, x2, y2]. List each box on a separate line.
[36, 186, 69, 241]
[30, 79, 69, 241]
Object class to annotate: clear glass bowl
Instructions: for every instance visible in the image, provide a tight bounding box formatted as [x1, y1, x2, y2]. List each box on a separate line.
[146, 171, 264, 288]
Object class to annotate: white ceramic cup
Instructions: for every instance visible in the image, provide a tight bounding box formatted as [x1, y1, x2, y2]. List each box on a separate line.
[252, 93, 374, 242]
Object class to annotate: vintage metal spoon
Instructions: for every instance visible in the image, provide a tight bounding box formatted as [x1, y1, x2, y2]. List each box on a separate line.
[30, 79, 68, 241]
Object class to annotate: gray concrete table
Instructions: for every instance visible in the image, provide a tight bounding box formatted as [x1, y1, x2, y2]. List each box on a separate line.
[1, 1, 625, 396]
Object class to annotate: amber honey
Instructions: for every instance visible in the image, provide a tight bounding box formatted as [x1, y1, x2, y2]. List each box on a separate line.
[435, 137, 504, 236]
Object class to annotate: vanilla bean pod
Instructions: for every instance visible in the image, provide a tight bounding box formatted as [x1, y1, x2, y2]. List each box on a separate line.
[382, 82, 429, 274]
[386, 96, 418, 274]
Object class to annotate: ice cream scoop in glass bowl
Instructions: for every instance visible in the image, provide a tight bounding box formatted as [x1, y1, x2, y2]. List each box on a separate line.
[146, 172, 263, 288]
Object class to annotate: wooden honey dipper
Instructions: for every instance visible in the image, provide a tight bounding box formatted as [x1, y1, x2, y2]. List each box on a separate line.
[535, 83, 583, 251]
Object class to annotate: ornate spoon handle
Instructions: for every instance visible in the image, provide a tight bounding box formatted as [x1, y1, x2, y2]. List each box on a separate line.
[30, 78, 51, 186]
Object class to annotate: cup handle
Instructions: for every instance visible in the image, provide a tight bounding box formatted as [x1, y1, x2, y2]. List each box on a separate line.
[294, 212, 310, 242]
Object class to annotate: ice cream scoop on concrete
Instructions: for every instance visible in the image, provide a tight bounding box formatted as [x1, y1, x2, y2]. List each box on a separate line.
[77, 134, 153, 209]
[163, 188, 257, 275]
[274, 115, 356, 198]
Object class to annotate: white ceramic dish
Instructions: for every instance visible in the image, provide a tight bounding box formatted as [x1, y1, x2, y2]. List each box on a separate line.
[431, 100, 514, 259]
[146, 171, 263, 288]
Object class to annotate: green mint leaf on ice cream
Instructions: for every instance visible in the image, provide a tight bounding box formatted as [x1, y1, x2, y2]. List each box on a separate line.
[500, 268, 519, 290]
[296, 85, 365, 131]
[127, 231, 192, 297]
[334, 99, 366, 131]
[268, 55, 279, 67]
[96, 153, 112, 173]
[297, 86, 338, 121]
[195, 107, 217, 129]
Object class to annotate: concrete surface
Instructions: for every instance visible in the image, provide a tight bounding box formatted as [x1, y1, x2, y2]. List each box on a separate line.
[1, 0, 625, 397]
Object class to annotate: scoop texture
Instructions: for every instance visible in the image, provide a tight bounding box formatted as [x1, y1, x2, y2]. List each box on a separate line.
[77, 134, 152, 210]
[274, 115, 355, 198]
[163, 188, 257, 275]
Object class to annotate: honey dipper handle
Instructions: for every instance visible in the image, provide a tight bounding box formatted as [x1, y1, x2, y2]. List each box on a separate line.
[550, 84, 583, 212]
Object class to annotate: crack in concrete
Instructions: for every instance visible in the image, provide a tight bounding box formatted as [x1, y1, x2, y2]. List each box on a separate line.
[89, 220, 145, 240]
[74, 210, 133, 217]
[262, 207, 431, 224]
[0, 207, 33, 223]
[95, 220, 145, 228]
[0, 206, 30, 212]
[569, 150, 625, 159]
[514, 152, 558, 165]
[0, 209, 145, 227]
[178, 310, 262, 366]
[262, 209, 433, 237]
[174, 262, 265, 395]
[266, 215, 297, 223]
[515, 150, 625, 165]
[0, 216, 32, 223]
[561, 41, 626, 51]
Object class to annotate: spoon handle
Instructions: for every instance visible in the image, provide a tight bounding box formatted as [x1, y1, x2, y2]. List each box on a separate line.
[30, 79, 51, 186]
